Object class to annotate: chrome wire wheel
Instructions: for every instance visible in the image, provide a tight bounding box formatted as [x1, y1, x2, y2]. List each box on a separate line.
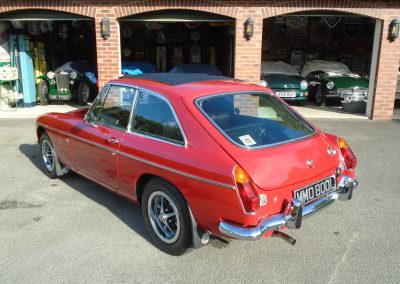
[41, 139, 55, 172]
[147, 191, 181, 244]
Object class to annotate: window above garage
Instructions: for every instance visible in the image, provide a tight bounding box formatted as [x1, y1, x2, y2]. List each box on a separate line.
[119, 9, 233, 22]
[0, 9, 92, 21]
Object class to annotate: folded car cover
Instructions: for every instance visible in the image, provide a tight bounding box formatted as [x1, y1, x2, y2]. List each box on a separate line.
[260, 61, 299, 75]
[301, 60, 352, 77]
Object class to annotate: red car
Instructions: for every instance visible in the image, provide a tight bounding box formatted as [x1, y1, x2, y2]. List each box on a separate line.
[36, 73, 358, 255]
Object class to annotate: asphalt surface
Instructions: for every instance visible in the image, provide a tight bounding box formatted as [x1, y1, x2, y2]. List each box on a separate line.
[0, 118, 399, 283]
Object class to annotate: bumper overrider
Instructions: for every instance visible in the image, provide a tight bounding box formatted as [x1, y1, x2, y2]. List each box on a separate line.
[219, 176, 358, 241]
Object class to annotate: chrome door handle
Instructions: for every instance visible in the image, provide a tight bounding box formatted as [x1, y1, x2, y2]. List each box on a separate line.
[106, 137, 119, 144]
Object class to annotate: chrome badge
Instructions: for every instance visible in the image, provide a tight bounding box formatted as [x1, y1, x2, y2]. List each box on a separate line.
[306, 160, 314, 168]
[327, 146, 337, 156]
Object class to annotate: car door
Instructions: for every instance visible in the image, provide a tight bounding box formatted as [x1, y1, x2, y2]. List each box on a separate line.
[72, 84, 137, 189]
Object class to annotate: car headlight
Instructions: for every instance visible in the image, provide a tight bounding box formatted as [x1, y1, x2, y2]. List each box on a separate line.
[326, 81, 335, 90]
[47, 71, 55, 79]
[300, 80, 308, 90]
[260, 79, 268, 87]
[70, 71, 77, 80]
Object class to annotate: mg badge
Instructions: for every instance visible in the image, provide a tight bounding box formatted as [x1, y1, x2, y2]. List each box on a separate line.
[306, 160, 314, 168]
[327, 147, 336, 156]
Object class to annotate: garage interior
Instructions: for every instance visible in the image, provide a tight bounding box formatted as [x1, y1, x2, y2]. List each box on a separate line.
[119, 10, 235, 77]
[0, 10, 97, 108]
[262, 12, 377, 118]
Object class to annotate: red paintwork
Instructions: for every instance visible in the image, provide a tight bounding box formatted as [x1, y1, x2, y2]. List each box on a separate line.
[36, 78, 356, 238]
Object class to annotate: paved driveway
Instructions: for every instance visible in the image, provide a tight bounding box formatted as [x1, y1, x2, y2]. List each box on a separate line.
[0, 118, 399, 283]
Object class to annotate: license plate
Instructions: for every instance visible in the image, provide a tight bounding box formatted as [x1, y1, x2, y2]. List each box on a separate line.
[276, 91, 296, 98]
[49, 95, 71, 100]
[294, 176, 336, 204]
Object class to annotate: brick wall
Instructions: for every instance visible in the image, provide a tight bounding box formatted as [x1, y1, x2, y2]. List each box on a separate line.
[0, 0, 399, 119]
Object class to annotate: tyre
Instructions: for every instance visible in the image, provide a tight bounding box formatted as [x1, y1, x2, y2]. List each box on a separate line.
[297, 100, 307, 106]
[315, 86, 327, 106]
[77, 80, 91, 106]
[142, 178, 192, 256]
[39, 132, 58, 179]
[38, 80, 50, 106]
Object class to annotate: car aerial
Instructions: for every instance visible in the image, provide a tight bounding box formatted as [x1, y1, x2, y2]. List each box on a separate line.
[37, 61, 98, 106]
[396, 67, 400, 100]
[259, 61, 309, 106]
[302, 60, 369, 112]
[36, 73, 358, 256]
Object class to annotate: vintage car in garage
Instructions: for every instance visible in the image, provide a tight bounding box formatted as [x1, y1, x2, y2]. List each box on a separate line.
[37, 61, 98, 106]
[302, 60, 369, 112]
[260, 61, 309, 106]
[36, 73, 358, 255]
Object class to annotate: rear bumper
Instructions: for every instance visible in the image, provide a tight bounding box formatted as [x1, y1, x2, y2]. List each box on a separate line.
[219, 176, 358, 240]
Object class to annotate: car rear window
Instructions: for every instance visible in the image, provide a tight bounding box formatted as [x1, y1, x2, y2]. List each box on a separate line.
[197, 93, 315, 148]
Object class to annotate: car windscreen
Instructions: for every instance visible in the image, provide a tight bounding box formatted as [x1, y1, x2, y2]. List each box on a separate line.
[197, 93, 315, 148]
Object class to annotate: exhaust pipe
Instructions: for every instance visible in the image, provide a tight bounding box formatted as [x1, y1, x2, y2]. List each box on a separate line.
[272, 231, 296, 246]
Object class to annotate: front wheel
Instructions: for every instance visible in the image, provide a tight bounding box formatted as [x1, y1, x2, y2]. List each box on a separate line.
[38, 80, 50, 105]
[315, 86, 327, 106]
[296, 100, 307, 106]
[142, 178, 192, 256]
[77, 80, 91, 106]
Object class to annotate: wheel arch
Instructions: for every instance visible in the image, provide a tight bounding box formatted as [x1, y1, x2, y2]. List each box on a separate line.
[135, 173, 207, 248]
[36, 126, 45, 142]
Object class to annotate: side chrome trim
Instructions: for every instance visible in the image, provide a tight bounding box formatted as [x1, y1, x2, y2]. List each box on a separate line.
[37, 122, 234, 190]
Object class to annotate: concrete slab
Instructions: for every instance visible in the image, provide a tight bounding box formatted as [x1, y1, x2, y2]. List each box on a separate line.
[0, 102, 369, 120]
[0, 103, 87, 119]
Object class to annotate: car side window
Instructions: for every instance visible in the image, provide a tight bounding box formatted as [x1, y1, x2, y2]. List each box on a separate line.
[97, 85, 136, 130]
[131, 91, 184, 145]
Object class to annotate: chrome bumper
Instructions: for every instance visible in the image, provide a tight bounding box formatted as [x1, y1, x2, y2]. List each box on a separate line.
[219, 176, 358, 241]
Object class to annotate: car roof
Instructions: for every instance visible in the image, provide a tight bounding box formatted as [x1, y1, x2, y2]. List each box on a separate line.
[109, 73, 267, 100]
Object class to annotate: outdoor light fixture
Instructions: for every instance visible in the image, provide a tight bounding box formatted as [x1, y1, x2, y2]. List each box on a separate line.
[244, 17, 254, 40]
[389, 19, 400, 42]
[100, 17, 110, 39]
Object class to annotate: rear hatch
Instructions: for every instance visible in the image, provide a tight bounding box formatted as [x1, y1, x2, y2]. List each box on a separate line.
[224, 133, 338, 191]
[189, 91, 339, 191]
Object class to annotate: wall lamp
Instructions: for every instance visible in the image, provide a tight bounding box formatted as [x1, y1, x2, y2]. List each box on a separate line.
[244, 17, 254, 40]
[100, 17, 110, 39]
[389, 19, 400, 42]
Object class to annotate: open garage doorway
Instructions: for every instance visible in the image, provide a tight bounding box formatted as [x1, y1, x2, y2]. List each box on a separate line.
[261, 12, 380, 119]
[0, 9, 98, 108]
[118, 10, 235, 77]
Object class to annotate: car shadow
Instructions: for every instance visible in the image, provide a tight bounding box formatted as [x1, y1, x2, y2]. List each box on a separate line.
[18, 143, 152, 244]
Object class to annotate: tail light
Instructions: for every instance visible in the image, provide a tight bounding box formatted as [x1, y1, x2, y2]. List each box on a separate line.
[233, 166, 260, 213]
[337, 137, 357, 169]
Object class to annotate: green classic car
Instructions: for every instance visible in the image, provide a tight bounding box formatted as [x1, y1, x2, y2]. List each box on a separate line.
[302, 60, 369, 112]
[260, 61, 309, 106]
[37, 61, 98, 106]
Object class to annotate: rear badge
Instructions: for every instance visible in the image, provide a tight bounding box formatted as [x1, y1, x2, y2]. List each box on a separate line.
[327, 147, 337, 156]
[306, 160, 314, 168]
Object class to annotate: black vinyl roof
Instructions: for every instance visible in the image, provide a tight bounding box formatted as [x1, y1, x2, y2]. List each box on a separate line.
[122, 73, 234, 86]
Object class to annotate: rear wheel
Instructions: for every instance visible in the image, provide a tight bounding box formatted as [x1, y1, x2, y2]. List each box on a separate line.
[38, 80, 50, 105]
[39, 132, 58, 179]
[142, 178, 192, 255]
[77, 80, 91, 106]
